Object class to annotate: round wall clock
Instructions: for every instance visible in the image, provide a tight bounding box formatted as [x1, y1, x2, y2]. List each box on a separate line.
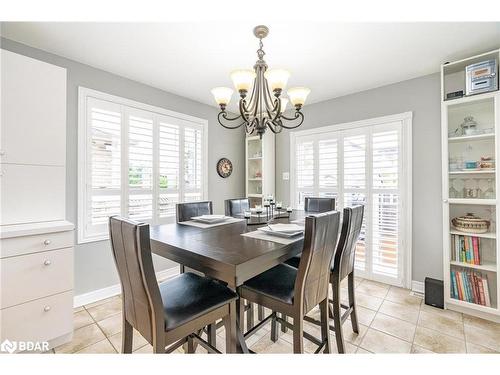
[217, 158, 233, 178]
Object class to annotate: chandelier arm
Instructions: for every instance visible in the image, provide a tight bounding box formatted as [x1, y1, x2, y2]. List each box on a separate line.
[277, 111, 305, 129]
[263, 76, 277, 115]
[217, 111, 247, 129]
[239, 99, 251, 123]
[246, 76, 259, 114]
[266, 119, 283, 134]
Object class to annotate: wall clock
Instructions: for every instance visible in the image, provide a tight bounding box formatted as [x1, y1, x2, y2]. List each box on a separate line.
[217, 158, 233, 178]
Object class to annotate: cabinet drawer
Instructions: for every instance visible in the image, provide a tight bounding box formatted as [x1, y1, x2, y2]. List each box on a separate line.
[0, 291, 73, 344]
[0, 163, 65, 225]
[0, 230, 73, 258]
[1, 247, 73, 308]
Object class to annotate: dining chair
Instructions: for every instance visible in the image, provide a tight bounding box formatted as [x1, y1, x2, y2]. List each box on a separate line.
[224, 198, 250, 217]
[284, 197, 336, 269]
[176, 201, 213, 223]
[295, 205, 364, 353]
[238, 211, 340, 353]
[304, 197, 336, 213]
[109, 216, 238, 354]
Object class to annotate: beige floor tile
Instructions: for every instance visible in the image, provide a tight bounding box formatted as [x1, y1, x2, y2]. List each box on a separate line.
[75, 339, 117, 354]
[108, 329, 149, 352]
[355, 292, 384, 311]
[96, 312, 122, 336]
[133, 344, 154, 354]
[355, 280, 390, 299]
[359, 328, 411, 353]
[249, 335, 277, 353]
[411, 344, 435, 354]
[466, 342, 499, 354]
[351, 306, 376, 326]
[463, 314, 500, 334]
[54, 324, 106, 353]
[371, 313, 416, 342]
[417, 310, 464, 340]
[413, 326, 466, 353]
[260, 338, 294, 354]
[330, 341, 357, 354]
[379, 300, 419, 324]
[464, 324, 500, 352]
[73, 309, 95, 330]
[86, 298, 122, 322]
[84, 295, 121, 309]
[339, 322, 368, 346]
[420, 304, 462, 322]
[73, 306, 85, 313]
[356, 347, 372, 354]
[385, 287, 422, 309]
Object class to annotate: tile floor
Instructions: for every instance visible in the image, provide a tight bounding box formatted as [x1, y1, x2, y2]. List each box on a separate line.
[46, 277, 500, 354]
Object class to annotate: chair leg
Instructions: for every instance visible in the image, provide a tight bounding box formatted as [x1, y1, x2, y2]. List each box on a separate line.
[331, 281, 345, 354]
[246, 302, 255, 331]
[348, 272, 359, 334]
[121, 317, 133, 354]
[207, 323, 217, 352]
[319, 299, 332, 354]
[270, 312, 278, 342]
[187, 335, 195, 353]
[258, 305, 264, 321]
[237, 297, 245, 333]
[292, 316, 304, 354]
[223, 301, 238, 354]
[153, 335, 166, 354]
[280, 314, 288, 333]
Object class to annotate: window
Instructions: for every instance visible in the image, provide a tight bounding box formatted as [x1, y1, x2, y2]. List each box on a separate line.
[290, 113, 412, 287]
[78, 88, 208, 243]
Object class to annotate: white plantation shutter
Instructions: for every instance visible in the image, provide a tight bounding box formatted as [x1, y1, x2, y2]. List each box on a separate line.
[371, 128, 400, 278]
[128, 111, 154, 221]
[86, 99, 122, 239]
[79, 90, 207, 243]
[295, 138, 315, 207]
[291, 116, 410, 287]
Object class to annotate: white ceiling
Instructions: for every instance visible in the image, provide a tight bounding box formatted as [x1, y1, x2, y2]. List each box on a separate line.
[2, 22, 500, 109]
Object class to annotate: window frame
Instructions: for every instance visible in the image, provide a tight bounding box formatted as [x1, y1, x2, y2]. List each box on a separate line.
[78, 87, 208, 244]
[289, 112, 412, 288]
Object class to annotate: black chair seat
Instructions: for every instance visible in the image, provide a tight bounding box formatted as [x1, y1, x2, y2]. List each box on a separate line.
[159, 272, 237, 331]
[240, 264, 297, 305]
[284, 255, 301, 268]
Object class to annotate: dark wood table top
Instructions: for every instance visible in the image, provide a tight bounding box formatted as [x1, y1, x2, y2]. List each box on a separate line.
[150, 211, 306, 288]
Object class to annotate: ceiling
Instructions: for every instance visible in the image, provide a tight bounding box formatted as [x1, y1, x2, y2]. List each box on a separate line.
[2, 22, 499, 110]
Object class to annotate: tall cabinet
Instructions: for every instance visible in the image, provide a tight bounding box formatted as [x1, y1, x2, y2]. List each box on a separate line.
[441, 49, 500, 323]
[0, 50, 74, 350]
[245, 131, 275, 207]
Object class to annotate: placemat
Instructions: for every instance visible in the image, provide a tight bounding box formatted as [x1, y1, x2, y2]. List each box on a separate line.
[179, 217, 245, 229]
[241, 230, 304, 245]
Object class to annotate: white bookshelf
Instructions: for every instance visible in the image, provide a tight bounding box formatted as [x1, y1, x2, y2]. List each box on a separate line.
[245, 132, 275, 207]
[441, 48, 500, 322]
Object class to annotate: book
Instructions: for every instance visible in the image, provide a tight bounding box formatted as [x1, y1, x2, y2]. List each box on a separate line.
[483, 277, 491, 307]
[451, 269, 492, 306]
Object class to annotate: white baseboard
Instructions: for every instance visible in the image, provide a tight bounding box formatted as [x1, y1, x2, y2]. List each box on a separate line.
[411, 280, 425, 295]
[73, 266, 179, 308]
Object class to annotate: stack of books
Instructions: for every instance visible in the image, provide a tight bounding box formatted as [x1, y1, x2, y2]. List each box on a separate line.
[450, 270, 491, 307]
[451, 234, 481, 265]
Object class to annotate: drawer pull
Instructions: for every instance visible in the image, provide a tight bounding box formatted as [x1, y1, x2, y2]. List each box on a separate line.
[43, 260, 52, 266]
[43, 306, 51, 312]
[43, 240, 51, 246]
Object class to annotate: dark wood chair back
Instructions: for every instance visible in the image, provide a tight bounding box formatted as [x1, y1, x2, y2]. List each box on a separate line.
[304, 197, 336, 213]
[332, 205, 365, 280]
[295, 211, 340, 313]
[176, 201, 213, 223]
[109, 216, 163, 343]
[224, 198, 250, 217]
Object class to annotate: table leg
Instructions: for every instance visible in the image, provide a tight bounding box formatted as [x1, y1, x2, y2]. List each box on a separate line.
[236, 296, 250, 353]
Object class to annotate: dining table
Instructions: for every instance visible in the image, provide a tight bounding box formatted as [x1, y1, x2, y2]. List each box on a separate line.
[149, 210, 306, 353]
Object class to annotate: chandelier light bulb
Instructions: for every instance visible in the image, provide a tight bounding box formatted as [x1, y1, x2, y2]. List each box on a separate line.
[230, 69, 256, 92]
[211, 87, 233, 106]
[287, 87, 311, 107]
[265, 69, 291, 91]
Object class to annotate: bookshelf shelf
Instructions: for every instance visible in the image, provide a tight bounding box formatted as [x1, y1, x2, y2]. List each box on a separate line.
[245, 133, 275, 207]
[442, 48, 500, 322]
[450, 260, 497, 272]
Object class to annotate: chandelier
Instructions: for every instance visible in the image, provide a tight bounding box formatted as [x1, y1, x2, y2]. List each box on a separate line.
[211, 25, 310, 138]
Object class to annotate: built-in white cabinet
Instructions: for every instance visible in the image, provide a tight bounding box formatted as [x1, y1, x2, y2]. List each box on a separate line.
[0, 49, 74, 351]
[441, 49, 500, 323]
[245, 131, 275, 207]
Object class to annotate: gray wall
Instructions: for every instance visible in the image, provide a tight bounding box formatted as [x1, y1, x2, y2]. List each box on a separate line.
[1, 37, 246, 295]
[276, 73, 443, 283]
